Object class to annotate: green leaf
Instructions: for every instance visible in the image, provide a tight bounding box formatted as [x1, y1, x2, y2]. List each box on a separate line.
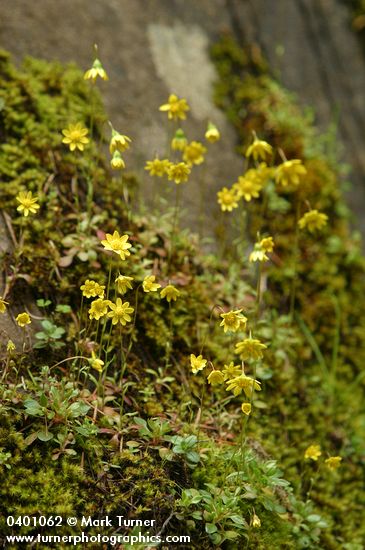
[205, 523, 218, 534]
[37, 431, 54, 442]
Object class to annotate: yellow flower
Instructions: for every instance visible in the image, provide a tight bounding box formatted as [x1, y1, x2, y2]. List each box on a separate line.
[160, 284, 180, 302]
[167, 162, 191, 184]
[190, 354, 207, 374]
[220, 309, 247, 333]
[222, 362, 242, 380]
[16, 191, 40, 217]
[217, 187, 239, 212]
[275, 159, 306, 187]
[16, 312, 31, 327]
[101, 231, 132, 260]
[207, 370, 224, 385]
[115, 275, 134, 295]
[7, 340, 16, 352]
[143, 275, 161, 293]
[298, 210, 328, 233]
[226, 373, 261, 397]
[145, 158, 171, 177]
[89, 351, 104, 373]
[252, 514, 261, 528]
[0, 297, 8, 314]
[110, 151, 125, 170]
[62, 123, 89, 152]
[241, 402, 252, 416]
[88, 299, 111, 320]
[325, 456, 342, 470]
[246, 137, 273, 162]
[109, 128, 131, 153]
[249, 236, 274, 263]
[205, 122, 220, 143]
[235, 337, 267, 361]
[304, 444, 322, 461]
[107, 298, 134, 326]
[183, 141, 207, 166]
[84, 58, 108, 82]
[159, 94, 190, 121]
[80, 280, 105, 299]
[171, 128, 188, 151]
[233, 173, 262, 202]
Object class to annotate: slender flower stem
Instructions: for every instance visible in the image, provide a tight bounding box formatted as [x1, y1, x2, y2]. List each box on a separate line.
[167, 185, 181, 273]
[289, 200, 301, 320]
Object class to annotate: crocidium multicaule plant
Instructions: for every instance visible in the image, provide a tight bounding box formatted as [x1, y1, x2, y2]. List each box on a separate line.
[241, 402, 252, 416]
[84, 47, 108, 82]
[0, 297, 8, 313]
[145, 158, 171, 177]
[235, 336, 267, 361]
[160, 284, 180, 302]
[220, 309, 247, 333]
[233, 172, 262, 202]
[298, 209, 328, 233]
[171, 128, 188, 151]
[249, 236, 275, 263]
[217, 187, 239, 212]
[159, 94, 190, 121]
[88, 298, 111, 320]
[205, 122, 220, 143]
[222, 362, 242, 380]
[226, 372, 261, 397]
[167, 162, 191, 184]
[7, 340, 16, 353]
[142, 275, 161, 293]
[275, 158, 307, 187]
[246, 135, 273, 162]
[325, 456, 342, 470]
[110, 150, 125, 170]
[62, 123, 89, 152]
[115, 275, 134, 295]
[182, 141, 207, 166]
[80, 280, 105, 299]
[190, 354, 207, 374]
[16, 191, 40, 217]
[16, 312, 31, 327]
[304, 444, 322, 461]
[107, 298, 134, 326]
[101, 231, 132, 260]
[207, 369, 224, 385]
[88, 351, 104, 373]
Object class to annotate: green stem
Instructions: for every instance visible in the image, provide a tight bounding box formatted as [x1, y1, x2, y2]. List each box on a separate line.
[289, 200, 301, 320]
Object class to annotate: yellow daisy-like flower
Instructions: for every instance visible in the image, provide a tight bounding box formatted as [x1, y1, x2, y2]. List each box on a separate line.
[62, 123, 89, 152]
[0, 297, 9, 314]
[115, 275, 134, 295]
[241, 403, 252, 416]
[16, 191, 40, 217]
[145, 158, 171, 177]
[159, 94, 190, 121]
[7, 340, 16, 352]
[298, 210, 328, 233]
[107, 298, 134, 326]
[249, 236, 274, 263]
[84, 58, 108, 82]
[110, 151, 125, 170]
[167, 162, 191, 184]
[226, 373, 261, 397]
[246, 137, 273, 162]
[143, 275, 161, 293]
[88, 298, 111, 320]
[171, 128, 188, 151]
[252, 514, 261, 528]
[304, 444, 322, 461]
[220, 309, 247, 333]
[89, 351, 104, 373]
[217, 187, 239, 212]
[275, 159, 307, 187]
[183, 141, 207, 166]
[80, 280, 105, 299]
[222, 362, 242, 381]
[101, 231, 132, 260]
[207, 370, 224, 385]
[16, 312, 31, 327]
[325, 456, 342, 470]
[235, 337, 267, 361]
[190, 354, 207, 374]
[233, 173, 262, 202]
[109, 128, 131, 154]
[205, 122, 220, 143]
[160, 284, 180, 302]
